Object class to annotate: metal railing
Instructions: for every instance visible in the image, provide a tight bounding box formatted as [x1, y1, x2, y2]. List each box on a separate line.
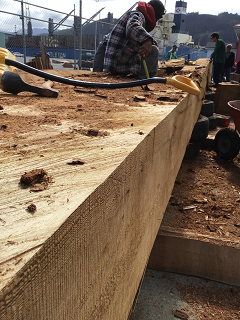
[0, 0, 114, 69]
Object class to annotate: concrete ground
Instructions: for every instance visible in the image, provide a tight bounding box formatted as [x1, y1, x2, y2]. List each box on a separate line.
[129, 269, 233, 320]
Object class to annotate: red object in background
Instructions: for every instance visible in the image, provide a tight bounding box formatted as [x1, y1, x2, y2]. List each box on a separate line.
[234, 25, 240, 64]
[232, 61, 237, 71]
[236, 37, 240, 64]
[225, 118, 230, 127]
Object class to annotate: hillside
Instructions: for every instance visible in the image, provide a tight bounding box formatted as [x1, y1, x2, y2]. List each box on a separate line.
[4, 11, 239, 46]
[185, 12, 240, 45]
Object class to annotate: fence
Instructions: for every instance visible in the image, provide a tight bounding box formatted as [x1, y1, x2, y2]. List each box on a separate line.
[0, 0, 113, 68]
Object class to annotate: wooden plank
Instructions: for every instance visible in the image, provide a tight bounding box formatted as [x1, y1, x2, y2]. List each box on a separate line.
[0, 68, 209, 319]
[39, 41, 53, 70]
[195, 58, 211, 67]
[163, 58, 185, 66]
[148, 225, 240, 287]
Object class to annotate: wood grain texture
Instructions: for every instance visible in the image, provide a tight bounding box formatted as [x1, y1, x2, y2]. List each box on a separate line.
[148, 226, 240, 287]
[0, 68, 208, 319]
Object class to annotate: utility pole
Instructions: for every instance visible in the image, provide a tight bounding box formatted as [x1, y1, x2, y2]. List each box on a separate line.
[21, 0, 26, 63]
[73, 5, 77, 69]
[95, 0, 99, 51]
[78, 0, 82, 69]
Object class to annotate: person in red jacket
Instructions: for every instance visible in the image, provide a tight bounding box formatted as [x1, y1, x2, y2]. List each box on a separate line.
[93, 0, 165, 79]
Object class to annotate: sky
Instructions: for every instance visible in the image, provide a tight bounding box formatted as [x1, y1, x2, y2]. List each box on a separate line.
[1, 0, 240, 33]
[80, 0, 240, 19]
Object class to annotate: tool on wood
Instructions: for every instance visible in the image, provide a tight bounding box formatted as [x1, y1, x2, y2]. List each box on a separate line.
[0, 48, 201, 96]
[141, 54, 150, 79]
[0, 48, 58, 97]
[1, 71, 58, 97]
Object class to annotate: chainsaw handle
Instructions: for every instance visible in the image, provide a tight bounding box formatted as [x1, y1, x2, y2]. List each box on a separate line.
[0, 49, 17, 83]
[166, 75, 201, 96]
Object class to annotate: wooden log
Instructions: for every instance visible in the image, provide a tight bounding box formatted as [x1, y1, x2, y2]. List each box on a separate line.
[0, 68, 208, 320]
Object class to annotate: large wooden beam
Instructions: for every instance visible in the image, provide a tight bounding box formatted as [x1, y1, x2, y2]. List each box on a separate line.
[0, 68, 208, 319]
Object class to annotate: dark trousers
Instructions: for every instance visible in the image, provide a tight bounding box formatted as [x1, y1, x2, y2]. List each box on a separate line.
[222, 67, 231, 82]
[93, 41, 106, 72]
[213, 62, 224, 85]
[93, 43, 159, 79]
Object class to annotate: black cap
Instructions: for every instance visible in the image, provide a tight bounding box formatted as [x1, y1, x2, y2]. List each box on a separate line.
[173, 45, 177, 48]
[148, 0, 165, 21]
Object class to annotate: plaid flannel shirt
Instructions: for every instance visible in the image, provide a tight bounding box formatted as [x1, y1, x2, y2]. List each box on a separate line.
[103, 10, 153, 75]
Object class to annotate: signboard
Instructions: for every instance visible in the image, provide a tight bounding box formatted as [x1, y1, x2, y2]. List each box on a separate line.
[175, 7, 187, 14]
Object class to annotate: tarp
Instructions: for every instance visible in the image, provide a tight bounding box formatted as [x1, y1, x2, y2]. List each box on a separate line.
[234, 25, 240, 64]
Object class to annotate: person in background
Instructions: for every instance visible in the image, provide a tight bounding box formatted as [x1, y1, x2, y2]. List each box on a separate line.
[222, 44, 235, 82]
[210, 32, 226, 86]
[93, 0, 165, 79]
[165, 45, 177, 60]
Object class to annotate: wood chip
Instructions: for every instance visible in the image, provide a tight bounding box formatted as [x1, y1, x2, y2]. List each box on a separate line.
[234, 222, 240, 228]
[74, 88, 96, 93]
[27, 203, 37, 212]
[87, 129, 99, 136]
[193, 198, 207, 203]
[30, 183, 48, 192]
[67, 159, 85, 165]
[183, 205, 196, 210]
[157, 96, 179, 102]
[174, 309, 189, 319]
[207, 223, 217, 232]
[95, 93, 108, 98]
[134, 95, 146, 101]
[20, 169, 47, 186]
[5, 240, 16, 245]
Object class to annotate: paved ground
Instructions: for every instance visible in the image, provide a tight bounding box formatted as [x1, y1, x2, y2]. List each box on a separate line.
[129, 269, 235, 320]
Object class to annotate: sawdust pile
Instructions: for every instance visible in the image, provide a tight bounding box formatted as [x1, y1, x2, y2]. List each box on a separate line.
[162, 150, 240, 242]
[20, 169, 52, 191]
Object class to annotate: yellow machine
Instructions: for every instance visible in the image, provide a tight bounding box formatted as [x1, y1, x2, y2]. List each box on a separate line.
[0, 48, 17, 81]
